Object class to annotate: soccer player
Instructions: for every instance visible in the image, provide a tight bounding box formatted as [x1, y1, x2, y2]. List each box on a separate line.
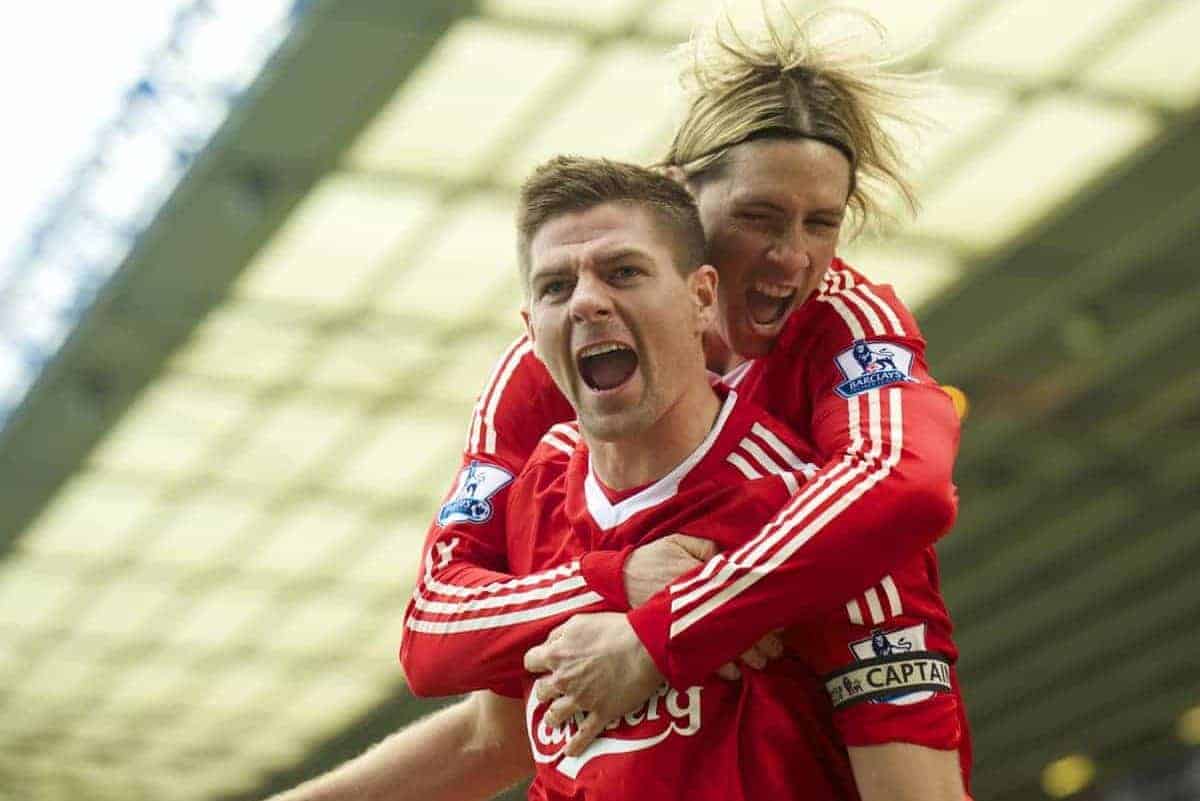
[268, 9, 969, 800]
[402, 6, 963, 756]
[268, 158, 966, 801]
[504, 157, 966, 799]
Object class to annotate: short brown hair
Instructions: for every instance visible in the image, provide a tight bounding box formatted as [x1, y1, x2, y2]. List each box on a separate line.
[517, 156, 706, 285]
[662, 6, 924, 233]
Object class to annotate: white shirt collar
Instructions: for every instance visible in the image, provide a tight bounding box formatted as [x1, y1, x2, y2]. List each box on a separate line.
[583, 390, 738, 531]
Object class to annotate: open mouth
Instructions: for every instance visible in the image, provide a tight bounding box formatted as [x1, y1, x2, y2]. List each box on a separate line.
[577, 342, 639, 392]
[746, 282, 796, 326]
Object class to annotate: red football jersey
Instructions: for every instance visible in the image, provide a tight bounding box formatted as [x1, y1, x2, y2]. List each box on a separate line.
[505, 392, 967, 799]
[402, 259, 961, 700]
[401, 387, 815, 696]
[626, 260, 962, 687]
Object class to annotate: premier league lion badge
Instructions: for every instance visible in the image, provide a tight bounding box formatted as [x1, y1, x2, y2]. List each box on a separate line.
[833, 340, 917, 398]
[437, 461, 513, 526]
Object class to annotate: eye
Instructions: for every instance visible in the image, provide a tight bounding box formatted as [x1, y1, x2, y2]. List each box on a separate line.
[539, 278, 572, 300]
[612, 265, 641, 281]
[737, 209, 784, 233]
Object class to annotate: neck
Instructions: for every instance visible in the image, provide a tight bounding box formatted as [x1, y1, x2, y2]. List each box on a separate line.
[587, 381, 723, 491]
[702, 327, 750, 376]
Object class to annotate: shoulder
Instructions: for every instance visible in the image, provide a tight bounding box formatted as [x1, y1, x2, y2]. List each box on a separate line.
[467, 334, 572, 467]
[520, 422, 582, 477]
[769, 259, 927, 377]
[505, 425, 579, 527]
[809, 258, 923, 344]
[721, 393, 819, 480]
[475, 334, 559, 408]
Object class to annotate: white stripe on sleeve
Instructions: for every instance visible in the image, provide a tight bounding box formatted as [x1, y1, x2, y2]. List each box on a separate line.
[751, 423, 817, 476]
[881, 574, 903, 616]
[727, 452, 762, 480]
[667, 389, 904, 637]
[407, 592, 603, 634]
[549, 423, 581, 443]
[856, 285, 907, 337]
[421, 557, 579, 600]
[482, 341, 533, 455]
[668, 396, 870, 614]
[742, 440, 786, 476]
[413, 574, 590, 615]
[864, 587, 885, 624]
[469, 337, 527, 453]
[542, 434, 575, 456]
[823, 295, 866, 340]
[841, 287, 886, 336]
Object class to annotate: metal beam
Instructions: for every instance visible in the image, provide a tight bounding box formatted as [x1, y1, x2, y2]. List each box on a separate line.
[0, 0, 476, 554]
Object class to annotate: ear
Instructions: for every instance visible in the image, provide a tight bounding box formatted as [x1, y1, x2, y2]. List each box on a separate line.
[688, 265, 719, 332]
[521, 307, 535, 345]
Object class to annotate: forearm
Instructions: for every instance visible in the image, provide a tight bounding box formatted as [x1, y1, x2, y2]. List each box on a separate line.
[628, 491, 951, 685]
[849, 742, 964, 801]
[629, 392, 958, 686]
[403, 556, 613, 696]
[267, 693, 531, 801]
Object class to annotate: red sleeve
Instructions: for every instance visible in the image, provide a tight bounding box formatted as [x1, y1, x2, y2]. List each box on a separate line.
[402, 447, 619, 698]
[798, 553, 964, 751]
[400, 338, 605, 697]
[628, 281, 961, 687]
[461, 335, 576, 471]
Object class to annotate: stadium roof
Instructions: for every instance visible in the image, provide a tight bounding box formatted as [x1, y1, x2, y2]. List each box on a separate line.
[0, 2, 1197, 800]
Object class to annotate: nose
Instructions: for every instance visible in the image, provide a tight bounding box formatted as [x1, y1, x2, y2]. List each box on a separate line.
[766, 227, 812, 273]
[568, 271, 614, 323]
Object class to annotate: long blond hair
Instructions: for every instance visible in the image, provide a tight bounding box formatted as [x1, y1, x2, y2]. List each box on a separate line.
[661, 5, 925, 233]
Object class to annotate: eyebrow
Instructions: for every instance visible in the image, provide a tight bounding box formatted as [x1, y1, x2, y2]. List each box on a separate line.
[811, 207, 846, 218]
[592, 246, 654, 265]
[735, 194, 845, 218]
[531, 246, 653, 279]
[528, 264, 573, 284]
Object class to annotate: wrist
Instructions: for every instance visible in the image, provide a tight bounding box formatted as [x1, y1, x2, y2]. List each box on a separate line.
[580, 546, 635, 611]
[625, 603, 674, 685]
[621, 615, 664, 687]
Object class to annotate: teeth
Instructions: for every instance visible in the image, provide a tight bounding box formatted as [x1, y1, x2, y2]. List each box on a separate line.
[752, 281, 795, 299]
[579, 342, 629, 359]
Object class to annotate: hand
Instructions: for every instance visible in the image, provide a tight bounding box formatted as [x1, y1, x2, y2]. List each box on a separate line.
[621, 535, 781, 681]
[714, 629, 786, 680]
[623, 534, 717, 608]
[524, 613, 664, 757]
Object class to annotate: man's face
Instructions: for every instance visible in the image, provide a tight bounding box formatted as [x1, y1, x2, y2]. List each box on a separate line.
[523, 202, 717, 442]
[691, 137, 851, 358]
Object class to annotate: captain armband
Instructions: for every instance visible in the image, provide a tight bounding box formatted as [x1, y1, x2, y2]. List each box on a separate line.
[824, 651, 952, 709]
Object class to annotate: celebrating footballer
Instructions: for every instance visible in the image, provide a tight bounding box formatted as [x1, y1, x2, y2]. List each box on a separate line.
[269, 7, 972, 801]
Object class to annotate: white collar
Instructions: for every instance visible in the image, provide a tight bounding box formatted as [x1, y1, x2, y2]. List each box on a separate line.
[583, 391, 738, 531]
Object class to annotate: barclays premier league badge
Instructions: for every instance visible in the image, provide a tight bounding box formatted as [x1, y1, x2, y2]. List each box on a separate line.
[437, 461, 514, 526]
[826, 623, 948, 708]
[833, 340, 916, 398]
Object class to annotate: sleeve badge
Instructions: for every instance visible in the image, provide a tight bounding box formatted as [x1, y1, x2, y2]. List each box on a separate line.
[833, 340, 917, 398]
[437, 461, 514, 526]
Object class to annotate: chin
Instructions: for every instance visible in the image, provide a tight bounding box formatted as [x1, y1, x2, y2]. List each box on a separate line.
[580, 405, 653, 443]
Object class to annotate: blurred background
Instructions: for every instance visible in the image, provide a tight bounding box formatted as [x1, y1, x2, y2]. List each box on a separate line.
[0, 0, 1197, 799]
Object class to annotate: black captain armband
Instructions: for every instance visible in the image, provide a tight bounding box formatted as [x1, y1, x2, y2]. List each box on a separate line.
[824, 651, 952, 709]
